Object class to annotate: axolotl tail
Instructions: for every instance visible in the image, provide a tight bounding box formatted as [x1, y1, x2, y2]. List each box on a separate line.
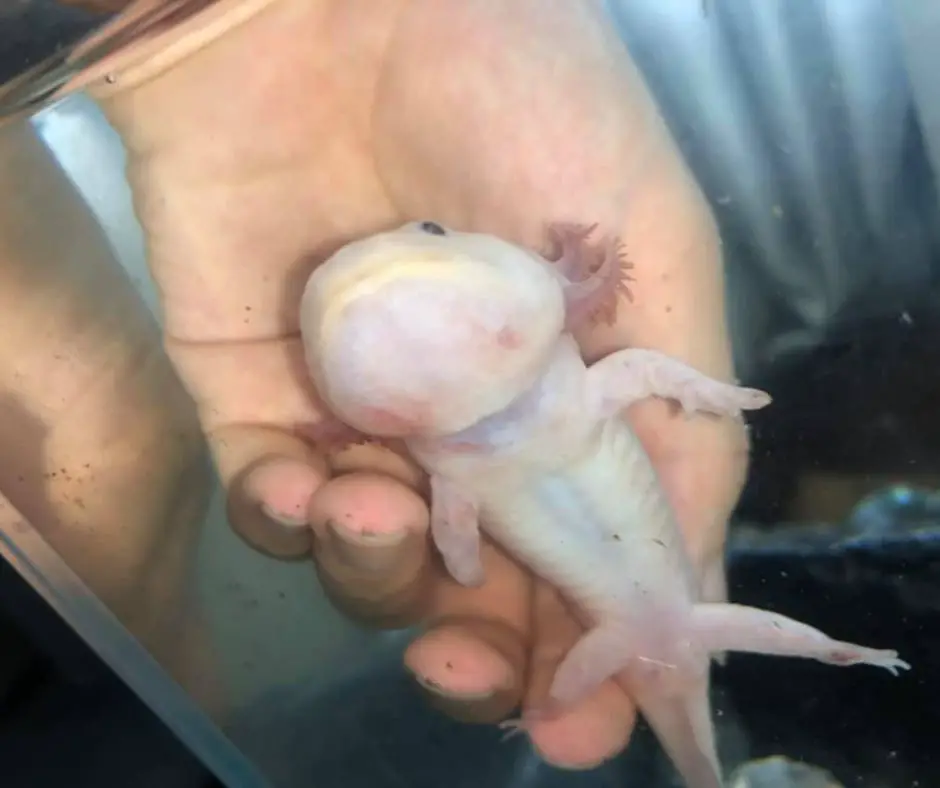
[629, 671, 723, 788]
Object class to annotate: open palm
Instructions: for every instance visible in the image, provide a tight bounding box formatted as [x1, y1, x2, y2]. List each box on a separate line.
[92, 0, 750, 769]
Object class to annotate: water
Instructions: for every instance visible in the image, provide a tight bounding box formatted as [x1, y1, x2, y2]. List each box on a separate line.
[0, 1, 938, 786]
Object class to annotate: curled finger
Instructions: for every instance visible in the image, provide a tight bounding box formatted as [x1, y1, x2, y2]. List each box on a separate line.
[214, 423, 329, 558]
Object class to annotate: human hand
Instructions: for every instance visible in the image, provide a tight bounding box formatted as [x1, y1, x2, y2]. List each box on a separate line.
[88, 0, 749, 770]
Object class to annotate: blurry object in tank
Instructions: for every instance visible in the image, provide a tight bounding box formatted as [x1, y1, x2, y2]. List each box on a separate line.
[787, 474, 940, 526]
[0, 1, 106, 86]
[846, 484, 940, 539]
[0, 1, 222, 123]
[728, 756, 843, 788]
[739, 295, 940, 525]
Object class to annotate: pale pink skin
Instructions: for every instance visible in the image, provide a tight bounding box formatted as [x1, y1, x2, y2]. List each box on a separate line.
[301, 221, 910, 788]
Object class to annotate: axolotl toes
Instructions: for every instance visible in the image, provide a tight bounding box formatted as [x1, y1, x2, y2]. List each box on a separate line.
[299, 220, 910, 788]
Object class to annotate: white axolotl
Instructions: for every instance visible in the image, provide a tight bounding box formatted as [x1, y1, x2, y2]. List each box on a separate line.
[299, 220, 909, 788]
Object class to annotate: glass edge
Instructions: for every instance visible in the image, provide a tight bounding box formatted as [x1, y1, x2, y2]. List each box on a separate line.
[0, 1, 222, 122]
[0, 525, 270, 788]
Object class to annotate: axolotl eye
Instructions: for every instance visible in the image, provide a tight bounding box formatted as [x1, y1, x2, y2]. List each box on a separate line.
[418, 221, 447, 236]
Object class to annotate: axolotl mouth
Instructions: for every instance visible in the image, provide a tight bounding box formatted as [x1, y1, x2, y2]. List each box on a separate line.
[299, 221, 568, 438]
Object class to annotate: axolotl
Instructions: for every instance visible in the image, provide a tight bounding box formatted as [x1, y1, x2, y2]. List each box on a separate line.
[299, 220, 909, 788]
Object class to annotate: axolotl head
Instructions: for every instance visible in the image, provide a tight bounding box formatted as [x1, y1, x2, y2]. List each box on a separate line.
[300, 221, 566, 438]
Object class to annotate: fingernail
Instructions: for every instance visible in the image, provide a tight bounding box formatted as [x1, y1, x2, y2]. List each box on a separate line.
[325, 519, 411, 571]
[260, 503, 308, 529]
[234, 503, 311, 559]
[327, 518, 409, 547]
[411, 671, 496, 702]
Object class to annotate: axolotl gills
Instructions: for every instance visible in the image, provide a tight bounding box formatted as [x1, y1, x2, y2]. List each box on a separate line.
[299, 220, 910, 788]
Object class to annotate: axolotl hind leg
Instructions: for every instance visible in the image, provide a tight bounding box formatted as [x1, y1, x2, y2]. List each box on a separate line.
[507, 608, 906, 786]
[630, 606, 909, 788]
[690, 602, 910, 674]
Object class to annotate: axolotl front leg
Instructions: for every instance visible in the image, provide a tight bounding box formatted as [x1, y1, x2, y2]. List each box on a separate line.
[429, 475, 486, 587]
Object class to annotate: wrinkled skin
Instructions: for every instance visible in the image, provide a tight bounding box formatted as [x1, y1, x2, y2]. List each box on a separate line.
[71, 0, 749, 769]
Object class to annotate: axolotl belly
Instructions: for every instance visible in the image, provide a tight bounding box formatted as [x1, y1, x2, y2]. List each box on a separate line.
[299, 220, 909, 788]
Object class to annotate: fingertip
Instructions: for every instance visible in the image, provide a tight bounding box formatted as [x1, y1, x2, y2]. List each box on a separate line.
[404, 622, 524, 724]
[308, 472, 433, 627]
[524, 582, 637, 769]
[527, 686, 637, 771]
[308, 471, 429, 546]
[229, 456, 329, 559]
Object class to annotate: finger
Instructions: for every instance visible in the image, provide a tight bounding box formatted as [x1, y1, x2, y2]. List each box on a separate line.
[523, 581, 637, 770]
[326, 439, 426, 490]
[160, 331, 337, 556]
[308, 471, 432, 629]
[217, 423, 329, 558]
[404, 541, 532, 724]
